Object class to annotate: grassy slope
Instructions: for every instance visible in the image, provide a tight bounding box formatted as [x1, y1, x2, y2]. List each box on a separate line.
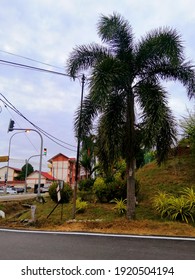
[136, 155, 195, 220]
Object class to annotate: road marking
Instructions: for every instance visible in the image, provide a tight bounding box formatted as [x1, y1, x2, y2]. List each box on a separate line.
[0, 228, 195, 241]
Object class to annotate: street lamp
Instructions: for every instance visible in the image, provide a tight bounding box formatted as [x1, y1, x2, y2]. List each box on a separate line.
[25, 153, 45, 193]
[7, 120, 43, 196]
[6, 131, 28, 188]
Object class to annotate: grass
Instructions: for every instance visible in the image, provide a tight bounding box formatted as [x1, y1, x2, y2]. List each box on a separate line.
[0, 154, 195, 237]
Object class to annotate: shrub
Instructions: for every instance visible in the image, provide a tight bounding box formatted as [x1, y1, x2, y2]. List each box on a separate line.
[153, 191, 171, 218]
[49, 182, 73, 204]
[76, 198, 88, 213]
[153, 188, 195, 223]
[166, 196, 194, 223]
[93, 177, 140, 202]
[93, 177, 126, 202]
[181, 187, 195, 210]
[78, 178, 95, 191]
[111, 198, 127, 216]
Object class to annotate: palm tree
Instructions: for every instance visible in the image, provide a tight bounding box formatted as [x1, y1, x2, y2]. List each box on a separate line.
[66, 13, 195, 219]
[79, 134, 98, 178]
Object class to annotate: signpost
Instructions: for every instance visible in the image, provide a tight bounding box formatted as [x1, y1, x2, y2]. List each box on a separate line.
[47, 182, 63, 219]
[0, 156, 9, 162]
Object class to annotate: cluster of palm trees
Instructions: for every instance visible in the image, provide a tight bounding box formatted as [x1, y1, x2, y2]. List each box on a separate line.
[66, 13, 195, 219]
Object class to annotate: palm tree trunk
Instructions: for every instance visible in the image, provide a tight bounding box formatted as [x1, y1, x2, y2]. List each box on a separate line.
[126, 91, 136, 219]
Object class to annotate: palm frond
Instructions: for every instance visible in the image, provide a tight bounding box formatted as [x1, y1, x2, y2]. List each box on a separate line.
[137, 81, 177, 163]
[74, 95, 100, 138]
[97, 13, 134, 57]
[66, 43, 110, 78]
[135, 27, 184, 73]
[89, 56, 126, 105]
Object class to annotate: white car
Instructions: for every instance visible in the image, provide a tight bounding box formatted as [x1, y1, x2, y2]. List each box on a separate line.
[6, 187, 17, 194]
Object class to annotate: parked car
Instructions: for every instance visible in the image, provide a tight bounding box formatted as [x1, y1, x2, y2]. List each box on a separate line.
[6, 187, 17, 194]
[15, 187, 25, 193]
[34, 184, 49, 193]
[0, 187, 5, 193]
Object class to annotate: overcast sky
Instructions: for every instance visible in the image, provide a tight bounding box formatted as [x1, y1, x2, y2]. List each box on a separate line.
[0, 0, 195, 171]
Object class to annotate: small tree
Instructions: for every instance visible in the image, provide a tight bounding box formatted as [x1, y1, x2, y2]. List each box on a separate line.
[17, 163, 34, 180]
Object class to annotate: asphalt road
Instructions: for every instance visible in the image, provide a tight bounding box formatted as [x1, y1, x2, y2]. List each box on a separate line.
[0, 229, 194, 260]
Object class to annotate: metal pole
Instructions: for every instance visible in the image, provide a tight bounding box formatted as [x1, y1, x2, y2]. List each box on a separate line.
[25, 153, 44, 193]
[8, 128, 43, 197]
[6, 131, 26, 191]
[72, 74, 85, 219]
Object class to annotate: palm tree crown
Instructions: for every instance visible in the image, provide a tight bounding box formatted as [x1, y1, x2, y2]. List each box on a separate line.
[66, 13, 195, 219]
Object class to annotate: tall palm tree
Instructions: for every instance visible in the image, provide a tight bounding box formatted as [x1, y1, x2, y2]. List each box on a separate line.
[66, 13, 195, 219]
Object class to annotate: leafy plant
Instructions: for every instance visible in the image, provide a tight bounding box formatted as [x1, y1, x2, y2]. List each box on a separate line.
[49, 182, 73, 204]
[153, 188, 195, 223]
[76, 198, 88, 213]
[181, 187, 195, 209]
[111, 198, 127, 216]
[153, 191, 171, 218]
[166, 196, 194, 223]
[78, 178, 95, 191]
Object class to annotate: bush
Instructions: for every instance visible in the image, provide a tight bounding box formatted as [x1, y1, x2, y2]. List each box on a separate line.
[93, 177, 140, 202]
[93, 177, 126, 202]
[153, 188, 195, 223]
[111, 198, 127, 216]
[49, 182, 73, 204]
[78, 178, 95, 191]
[76, 198, 88, 213]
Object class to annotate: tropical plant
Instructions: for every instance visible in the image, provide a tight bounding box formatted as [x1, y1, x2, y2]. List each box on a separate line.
[153, 189, 195, 223]
[153, 191, 171, 218]
[166, 196, 194, 223]
[111, 198, 127, 216]
[181, 187, 195, 210]
[76, 198, 88, 213]
[79, 134, 98, 178]
[66, 13, 195, 219]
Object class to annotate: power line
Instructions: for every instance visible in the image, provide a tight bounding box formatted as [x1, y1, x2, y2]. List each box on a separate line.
[0, 49, 65, 70]
[0, 58, 73, 77]
[0, 93, 77, 152]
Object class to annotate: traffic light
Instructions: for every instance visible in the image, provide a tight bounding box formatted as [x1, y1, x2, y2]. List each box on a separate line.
[43, 148, 47, 156]
[7, 119, 15, 132]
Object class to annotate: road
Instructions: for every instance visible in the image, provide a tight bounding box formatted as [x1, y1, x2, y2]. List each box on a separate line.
[0, 229, 194, 260]
[0, 193, 46, 201]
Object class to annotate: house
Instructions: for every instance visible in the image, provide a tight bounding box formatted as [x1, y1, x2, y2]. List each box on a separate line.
[0, 166, 22, 187]
[48, 153, 76, 186]
[26, 171, 57, 189]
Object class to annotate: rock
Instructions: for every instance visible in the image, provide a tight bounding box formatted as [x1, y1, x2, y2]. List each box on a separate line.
[0, 210, 5, 218]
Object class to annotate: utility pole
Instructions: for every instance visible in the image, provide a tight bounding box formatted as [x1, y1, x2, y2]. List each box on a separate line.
[72, 74, 85, 219]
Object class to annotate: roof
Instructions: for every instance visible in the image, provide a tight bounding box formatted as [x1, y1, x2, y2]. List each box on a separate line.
[41, 172, 57, 180]
[28, 171, 57, 181]
[48, 153, 76, 163]
[0, 166, 21, 172]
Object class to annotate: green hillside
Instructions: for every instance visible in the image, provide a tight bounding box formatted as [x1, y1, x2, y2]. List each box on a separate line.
[136, 154, 195, 220]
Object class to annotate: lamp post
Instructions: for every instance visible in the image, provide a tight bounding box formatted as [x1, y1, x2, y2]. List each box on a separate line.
[7, 120, 43, 196]
[25, 153, 45, 193]
[6, 131, 27, 189]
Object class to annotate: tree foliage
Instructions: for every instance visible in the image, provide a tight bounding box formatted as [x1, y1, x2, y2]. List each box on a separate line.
[17, 163, 34, 180]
